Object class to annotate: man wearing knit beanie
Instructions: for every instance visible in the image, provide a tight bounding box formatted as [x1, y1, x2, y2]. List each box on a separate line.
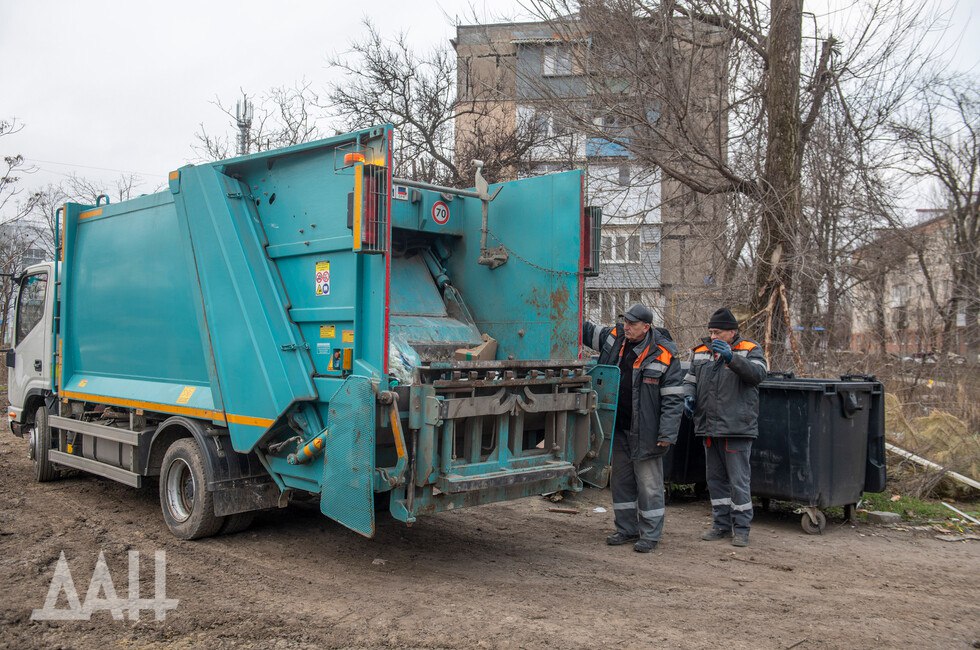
[682, 307, 768, 547]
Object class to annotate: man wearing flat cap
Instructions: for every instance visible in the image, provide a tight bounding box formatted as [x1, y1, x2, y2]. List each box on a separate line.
[683, 307, 768, 547]
[583, 304, 686, 553]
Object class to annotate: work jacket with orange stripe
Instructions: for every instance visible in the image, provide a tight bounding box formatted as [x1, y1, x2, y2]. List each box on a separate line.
[582, 321, 686, 460]
[683, 336, 768, 438]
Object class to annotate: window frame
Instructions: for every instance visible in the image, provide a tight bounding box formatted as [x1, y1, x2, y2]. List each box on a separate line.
[542, 45, 576, 77]
[14, 271, 48, 346]
[602, 229, 642, 264]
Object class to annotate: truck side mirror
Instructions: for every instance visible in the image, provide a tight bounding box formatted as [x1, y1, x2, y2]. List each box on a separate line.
[4, 348, 14, 368]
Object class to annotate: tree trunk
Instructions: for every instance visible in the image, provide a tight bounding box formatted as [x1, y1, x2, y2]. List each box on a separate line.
[749, 0, 803, 362]
[826, 274, 841, 350]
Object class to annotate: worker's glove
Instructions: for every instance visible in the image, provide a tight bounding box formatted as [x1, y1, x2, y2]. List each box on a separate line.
[683, 395, 695, 418]
[710, 339, 733, 363]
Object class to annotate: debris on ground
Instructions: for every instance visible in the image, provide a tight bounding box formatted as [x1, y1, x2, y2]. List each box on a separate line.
[867, 511, 903, 525]
[934, 534, 980, 543]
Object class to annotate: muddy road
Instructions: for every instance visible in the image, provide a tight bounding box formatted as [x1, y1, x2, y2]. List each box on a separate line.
[1, 429, 978, 649]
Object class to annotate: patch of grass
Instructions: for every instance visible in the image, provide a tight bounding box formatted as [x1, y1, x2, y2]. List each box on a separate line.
[860, 491, 980, 522]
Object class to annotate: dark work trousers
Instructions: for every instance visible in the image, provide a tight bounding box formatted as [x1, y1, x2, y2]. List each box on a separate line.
[611, 429, 666, 542]
[703, 436, 754, 535]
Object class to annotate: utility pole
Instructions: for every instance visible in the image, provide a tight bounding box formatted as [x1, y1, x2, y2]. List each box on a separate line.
[236, 97, 254, 156]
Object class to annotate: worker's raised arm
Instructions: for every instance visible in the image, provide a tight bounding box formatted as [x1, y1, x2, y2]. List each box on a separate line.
[582, 320, 613, 352]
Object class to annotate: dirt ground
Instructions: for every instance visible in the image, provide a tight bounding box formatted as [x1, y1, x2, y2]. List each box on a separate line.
[1, 430, 978, 650]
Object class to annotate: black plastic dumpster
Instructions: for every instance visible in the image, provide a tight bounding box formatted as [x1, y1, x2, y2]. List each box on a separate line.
[664, 411, 706, 489]
[664, 369, 886, 533]
[753, 373, 886, 533]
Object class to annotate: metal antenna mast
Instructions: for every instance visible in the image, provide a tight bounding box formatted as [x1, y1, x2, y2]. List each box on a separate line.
[235, 97, 254, 156]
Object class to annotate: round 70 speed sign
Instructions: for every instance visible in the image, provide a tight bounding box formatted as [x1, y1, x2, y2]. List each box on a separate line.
[431, 200, 450, 225]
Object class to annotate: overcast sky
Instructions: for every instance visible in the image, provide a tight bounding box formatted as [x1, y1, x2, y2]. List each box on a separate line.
[2, 0, 978, 219]
[0, 0, 531, 207]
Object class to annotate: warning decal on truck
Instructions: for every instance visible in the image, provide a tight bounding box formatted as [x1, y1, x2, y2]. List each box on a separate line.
[320, 324, 336, 338]
[315, 261, 331, 297]
[176, 386, 197, 404]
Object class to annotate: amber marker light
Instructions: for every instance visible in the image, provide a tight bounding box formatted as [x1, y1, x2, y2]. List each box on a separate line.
[344, 152, 366, 165]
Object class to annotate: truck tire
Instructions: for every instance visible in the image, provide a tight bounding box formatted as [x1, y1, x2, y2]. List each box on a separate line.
[30, 406, 59, 483]
[159, 438, 225, 540]
[218, 512, 255, 536]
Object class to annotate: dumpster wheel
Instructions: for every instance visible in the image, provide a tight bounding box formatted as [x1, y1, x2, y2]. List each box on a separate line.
[801, 508, 826, 534]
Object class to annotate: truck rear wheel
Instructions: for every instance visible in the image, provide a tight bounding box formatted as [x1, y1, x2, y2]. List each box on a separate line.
[159, 438, 225, 540]
[29, 406, 59, 483]
[218, 512, 255, 536]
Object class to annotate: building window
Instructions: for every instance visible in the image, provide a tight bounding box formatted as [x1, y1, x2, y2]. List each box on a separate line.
[460, 56, 473, 99]
[543, 111, 570, 138]
[601, 290, 641, 324]
[618, 165, 630, 186]
[543, 46, 575, 76]
[586, 290, 663, 329]
[956, 299, 967, 327]
[602, 231, 641, 264]
[891, 284, 908, 308]
[518, 105, 571, 141]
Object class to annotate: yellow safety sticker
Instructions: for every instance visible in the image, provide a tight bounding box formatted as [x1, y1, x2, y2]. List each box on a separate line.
[176, 386, 197, 404]
[320, 324, 336, 338]
[78, 379, 88, 387]
[315, 261, 331, 297]
[342, 330, 354, 343]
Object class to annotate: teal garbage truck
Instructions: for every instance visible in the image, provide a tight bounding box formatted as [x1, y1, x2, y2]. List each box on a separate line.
[5, 125, 619, 539]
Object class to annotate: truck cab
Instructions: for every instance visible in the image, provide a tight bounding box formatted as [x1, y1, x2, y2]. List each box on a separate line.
[6, 262, 55, 438]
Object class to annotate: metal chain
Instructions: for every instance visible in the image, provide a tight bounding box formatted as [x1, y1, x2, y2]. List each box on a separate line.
[486, 228, 581, 277]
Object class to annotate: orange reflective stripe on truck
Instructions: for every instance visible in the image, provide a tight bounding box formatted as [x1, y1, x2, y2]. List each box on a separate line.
[59, 390, 274, 428]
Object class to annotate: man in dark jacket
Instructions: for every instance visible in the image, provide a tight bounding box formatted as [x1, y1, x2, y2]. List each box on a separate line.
[583, 304, 686, 553]
[683, 307, 768, 547]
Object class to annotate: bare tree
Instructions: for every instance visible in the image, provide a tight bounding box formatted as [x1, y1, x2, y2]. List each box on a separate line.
[193, 83, 323, 161]
[328, 20, 550, 185]
[514, 0, 937, 365]
[1, 118, 40, 225]
[1, 118, 43, 347]
[891, 75, 980, 358]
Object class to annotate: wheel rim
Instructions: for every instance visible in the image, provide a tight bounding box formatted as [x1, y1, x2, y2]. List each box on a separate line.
[165, 458, 195, 523]
[27, 424, 37, 461]
[801, 511, 826, 534]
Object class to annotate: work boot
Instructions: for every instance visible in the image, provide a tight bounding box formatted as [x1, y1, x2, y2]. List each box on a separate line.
[606, 532, 639, 546]
[700, 528, 732, 541]
[633, 539, 658, 553]
[732, 534, 749, 547]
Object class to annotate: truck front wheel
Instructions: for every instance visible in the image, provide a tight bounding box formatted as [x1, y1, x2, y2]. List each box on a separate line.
[159, 438, 225, 540]
[30, 406, 59, 482]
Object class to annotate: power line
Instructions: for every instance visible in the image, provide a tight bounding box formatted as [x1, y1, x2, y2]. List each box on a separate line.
[25, 158, 162, 178]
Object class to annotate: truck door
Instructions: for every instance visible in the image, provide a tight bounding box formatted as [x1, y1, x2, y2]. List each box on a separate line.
[8, 270, 51, 412]
[578, 364, 620, 488]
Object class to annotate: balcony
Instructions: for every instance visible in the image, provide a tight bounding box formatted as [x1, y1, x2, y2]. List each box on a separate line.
[586, 137, 629, 158]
